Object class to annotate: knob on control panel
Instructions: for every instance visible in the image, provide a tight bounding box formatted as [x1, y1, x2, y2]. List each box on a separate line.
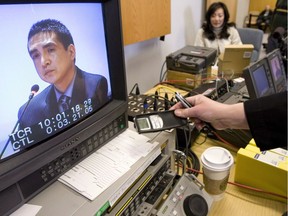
[183, 194, 208, 216]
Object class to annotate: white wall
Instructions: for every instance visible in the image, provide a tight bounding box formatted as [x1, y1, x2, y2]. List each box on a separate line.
[124, 0, 204, 93]
[235, 0, 250, 28]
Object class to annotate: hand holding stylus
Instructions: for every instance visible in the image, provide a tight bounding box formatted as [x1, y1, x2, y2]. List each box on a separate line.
[171, 93, 248, 131]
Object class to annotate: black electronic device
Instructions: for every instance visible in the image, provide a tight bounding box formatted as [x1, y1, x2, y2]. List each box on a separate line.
[217, 92, 247, 104]
[266, 49, 287, 93]
[243, 57, 276, 99]
[189, 80, 228, 100]
[166, 46, 217, 73]
[106, 154, 175, 216]
[0, 1, 127, 215]
[134, 110, 188, 133]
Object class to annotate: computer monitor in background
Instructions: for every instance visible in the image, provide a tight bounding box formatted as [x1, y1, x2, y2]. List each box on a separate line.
[266, 49, 287, 92]
[0, 1, 127, 215]
[218, 44, 254, 79]
[243, 58, 276, 99]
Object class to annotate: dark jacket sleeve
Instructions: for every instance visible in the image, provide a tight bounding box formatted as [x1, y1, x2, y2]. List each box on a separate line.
[244, 91, 287, 150]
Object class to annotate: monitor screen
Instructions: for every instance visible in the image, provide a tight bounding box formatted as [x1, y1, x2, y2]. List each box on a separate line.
[243, 58, 275, 99]
[251, 65, 270, 97]
[266, 49, 287, 92]
[0, 3, 112, 160]
[0, 1, 127, 215]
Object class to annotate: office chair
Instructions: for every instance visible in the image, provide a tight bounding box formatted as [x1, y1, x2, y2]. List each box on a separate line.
[237, 28, 264, 62]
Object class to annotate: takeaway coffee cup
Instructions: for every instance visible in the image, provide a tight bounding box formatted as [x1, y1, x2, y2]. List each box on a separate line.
[200, 147, 234, 201]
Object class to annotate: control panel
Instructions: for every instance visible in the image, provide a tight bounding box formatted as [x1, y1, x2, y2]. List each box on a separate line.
[128, 94, 172, 122]
[157, 173, 213, 216]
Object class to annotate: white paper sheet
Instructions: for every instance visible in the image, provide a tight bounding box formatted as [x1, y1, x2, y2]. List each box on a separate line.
[58, 129, 160, 201]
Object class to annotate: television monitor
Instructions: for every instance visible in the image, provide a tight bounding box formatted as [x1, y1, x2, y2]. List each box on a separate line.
[243, 58, 276, 99]
[266, 48, 287, 92]
[218, 44, 254, 78]
[0, 0, 128, 215]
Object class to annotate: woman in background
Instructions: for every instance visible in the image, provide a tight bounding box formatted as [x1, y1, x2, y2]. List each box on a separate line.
[194, 2, 242, 55]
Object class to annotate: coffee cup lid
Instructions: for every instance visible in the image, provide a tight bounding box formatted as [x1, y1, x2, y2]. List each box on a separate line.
[201, 147, 233, 171]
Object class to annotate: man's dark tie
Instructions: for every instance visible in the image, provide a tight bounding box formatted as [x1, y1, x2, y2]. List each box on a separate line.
[58, 95, 70, 112]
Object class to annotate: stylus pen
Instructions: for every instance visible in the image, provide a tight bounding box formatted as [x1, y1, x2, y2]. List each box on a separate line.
[175, 92, 192, 108]
[174, 92, 215, 132]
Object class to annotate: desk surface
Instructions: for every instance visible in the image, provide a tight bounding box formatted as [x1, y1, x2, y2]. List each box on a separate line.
[191, 134, 287, 216]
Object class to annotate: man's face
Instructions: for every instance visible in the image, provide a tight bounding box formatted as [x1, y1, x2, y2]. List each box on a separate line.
[210, 8, 225, 28]
[28, 32, 75, 89]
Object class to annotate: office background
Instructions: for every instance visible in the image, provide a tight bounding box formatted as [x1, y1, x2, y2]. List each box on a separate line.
[123, 0, 251, 93]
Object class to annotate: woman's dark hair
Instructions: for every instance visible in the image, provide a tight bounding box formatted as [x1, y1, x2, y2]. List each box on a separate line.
[202, 2, 236, 40]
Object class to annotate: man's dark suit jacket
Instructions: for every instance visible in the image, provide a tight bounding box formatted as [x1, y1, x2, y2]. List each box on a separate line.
[257, 9, 273, 22]
[18, 67, 109, 128]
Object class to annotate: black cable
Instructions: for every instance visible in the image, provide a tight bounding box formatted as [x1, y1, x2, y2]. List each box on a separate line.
[129, 83, 139, 94]
[159, 59, 167, 82]
[175, 124, 200, 176]
[185, 124, 200, 176]
[153, 97, 158, 111]
[135, 86, 140, 95]
[142, 94, 176, 111]
[164, 93, 169, 110]
[194, 133, 208, 145]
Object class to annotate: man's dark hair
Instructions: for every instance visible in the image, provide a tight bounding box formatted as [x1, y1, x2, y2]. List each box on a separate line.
[28, 19, 74, 50]
[202, 2, 236, 41]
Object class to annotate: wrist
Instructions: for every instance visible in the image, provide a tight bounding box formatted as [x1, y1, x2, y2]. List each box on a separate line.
[217, 103, 248, 129]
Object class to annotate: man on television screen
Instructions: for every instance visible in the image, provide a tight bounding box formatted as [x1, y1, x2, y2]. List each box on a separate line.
[18, 19, 109, 128]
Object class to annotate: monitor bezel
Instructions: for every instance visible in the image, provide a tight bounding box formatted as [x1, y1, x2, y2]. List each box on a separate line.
[0, 0, 127, 194]
[243, 57, 276, 99]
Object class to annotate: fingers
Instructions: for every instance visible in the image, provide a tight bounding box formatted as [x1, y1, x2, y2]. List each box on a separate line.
[174, 107, 193, 118]
[170, 101, 183, 110]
